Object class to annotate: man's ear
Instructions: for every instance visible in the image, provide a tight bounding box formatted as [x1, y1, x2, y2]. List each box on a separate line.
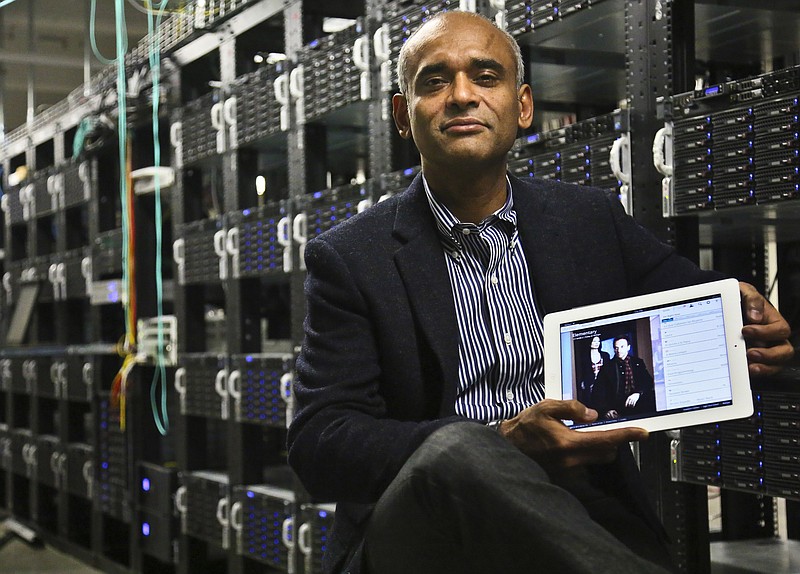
[517, 84, 533, 130]
[392, 93, 412, 140]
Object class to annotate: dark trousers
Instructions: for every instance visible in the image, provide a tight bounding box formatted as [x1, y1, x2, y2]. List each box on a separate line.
[364, 422, 675, 574]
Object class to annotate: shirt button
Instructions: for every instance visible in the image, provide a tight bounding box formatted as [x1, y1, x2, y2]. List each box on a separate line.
[461, 228, 471, 235]
[506, 390, 514, 400]
[509, 240, 517, 250]
[503, 332, 512, 345]
[491, 275, 499, 285]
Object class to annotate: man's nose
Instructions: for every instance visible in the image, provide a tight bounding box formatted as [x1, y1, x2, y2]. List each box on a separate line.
[447, 73, 479, 107]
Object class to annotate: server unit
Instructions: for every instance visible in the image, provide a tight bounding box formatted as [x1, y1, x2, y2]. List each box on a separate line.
[231, 484, 295, 570]
[232, 61, 286, 146]
[226, 201, 292, 278]
[299, 20, 368, 122]
[506, 0, 598, 38]
[97, 391, 130, 521]
[761, 392, 800, 499]
[179, 91, 224, 166]
[666, 65, 800, 215]
[176, 470, 230, 548]
[298, 503, 336, 574]
[672, 388, 800, 501]
[174, 354, 229, 420]
[62, 160, 94, 209]
[228, 353, 294, 428]
[138, 462, 180, 563]
[299, 182, 371, 244]
[66, 442, 93, 500]
[35, 434, 63, 489]
[173, 218, 227, 285]
[508, 112, 625, 193]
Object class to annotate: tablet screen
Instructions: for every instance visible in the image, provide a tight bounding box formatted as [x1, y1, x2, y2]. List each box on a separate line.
[556, 291, 738, 430]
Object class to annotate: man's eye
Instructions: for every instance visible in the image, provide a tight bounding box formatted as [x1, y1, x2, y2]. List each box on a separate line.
[476, 74, 499, 85]
[425, 77, 447, 87]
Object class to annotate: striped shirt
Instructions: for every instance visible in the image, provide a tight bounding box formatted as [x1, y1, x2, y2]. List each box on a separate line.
[423, 176, 545, 423]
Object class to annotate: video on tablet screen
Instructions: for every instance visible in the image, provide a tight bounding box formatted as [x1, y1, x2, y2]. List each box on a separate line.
[559, 293, 734, 428]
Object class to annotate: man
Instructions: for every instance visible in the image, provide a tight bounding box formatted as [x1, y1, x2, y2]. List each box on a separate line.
[594, 336, 656, 420]
[287, 11, 793, 574]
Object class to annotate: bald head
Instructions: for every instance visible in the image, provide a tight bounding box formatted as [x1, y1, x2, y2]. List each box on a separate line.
[396, 11, 525, 96]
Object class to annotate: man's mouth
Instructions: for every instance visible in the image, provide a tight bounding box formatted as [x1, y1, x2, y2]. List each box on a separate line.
[441, 118, 487, 133]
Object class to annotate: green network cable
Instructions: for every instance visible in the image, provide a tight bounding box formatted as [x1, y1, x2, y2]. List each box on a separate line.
[147, 0, 170, 436]
[106, 0, 171, 435]
[92, 0, 126, 65]
[113, 0, 132, 352]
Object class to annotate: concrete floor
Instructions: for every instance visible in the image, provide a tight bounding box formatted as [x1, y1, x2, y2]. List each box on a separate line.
[0, 535, 100, 574]
[710, 539, 800, 573]
[1, 521, 799, 573]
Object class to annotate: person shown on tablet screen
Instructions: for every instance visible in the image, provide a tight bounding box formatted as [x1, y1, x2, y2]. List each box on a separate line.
[594, 335, 656, 420]
[287, 11, 795, 574]
[578, 335, 612, 406]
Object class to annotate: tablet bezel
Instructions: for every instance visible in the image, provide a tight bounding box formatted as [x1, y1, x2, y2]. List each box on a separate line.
[543, 278, 752, 433]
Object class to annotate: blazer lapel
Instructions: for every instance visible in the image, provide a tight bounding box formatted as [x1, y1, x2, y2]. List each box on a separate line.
[392, 177, 460, 415]
[510, 175, 583, 315]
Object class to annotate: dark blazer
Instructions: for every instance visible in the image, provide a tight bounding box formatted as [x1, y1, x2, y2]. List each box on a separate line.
[287, 174, 720, 573]
[593, 355, 657, 419]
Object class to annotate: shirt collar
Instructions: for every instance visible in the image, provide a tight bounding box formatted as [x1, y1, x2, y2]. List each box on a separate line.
[422, 174, 517, 248]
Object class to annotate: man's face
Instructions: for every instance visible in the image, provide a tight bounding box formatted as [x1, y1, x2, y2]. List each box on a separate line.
[392, 14, 533, 175]
[614, 339, 630, 360]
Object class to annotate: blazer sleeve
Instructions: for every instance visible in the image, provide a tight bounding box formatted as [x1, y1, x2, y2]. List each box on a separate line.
[287, 235, 462, 504]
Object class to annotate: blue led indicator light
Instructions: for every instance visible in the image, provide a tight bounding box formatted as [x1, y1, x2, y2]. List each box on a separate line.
[142, 478, 150, 492]
[142, 523, 150, 536]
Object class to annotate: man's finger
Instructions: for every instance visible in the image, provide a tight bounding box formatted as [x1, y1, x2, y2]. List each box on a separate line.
[741, 322, 792, 342]
[536, 398, 598, 423]
[576, 427, 649, 446]
[739, 282, 765, 324]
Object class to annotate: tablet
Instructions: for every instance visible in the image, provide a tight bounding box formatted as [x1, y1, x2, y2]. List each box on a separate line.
[543, 278, 752, 433]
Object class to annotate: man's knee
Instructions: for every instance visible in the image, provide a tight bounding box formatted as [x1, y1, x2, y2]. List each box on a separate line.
[403, 421, 511, 485]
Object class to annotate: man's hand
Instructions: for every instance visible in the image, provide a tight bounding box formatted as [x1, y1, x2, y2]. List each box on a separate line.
[739, 282, 794, 377]
[498, 399, 647, 470]
[625, 392, 641, 408]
